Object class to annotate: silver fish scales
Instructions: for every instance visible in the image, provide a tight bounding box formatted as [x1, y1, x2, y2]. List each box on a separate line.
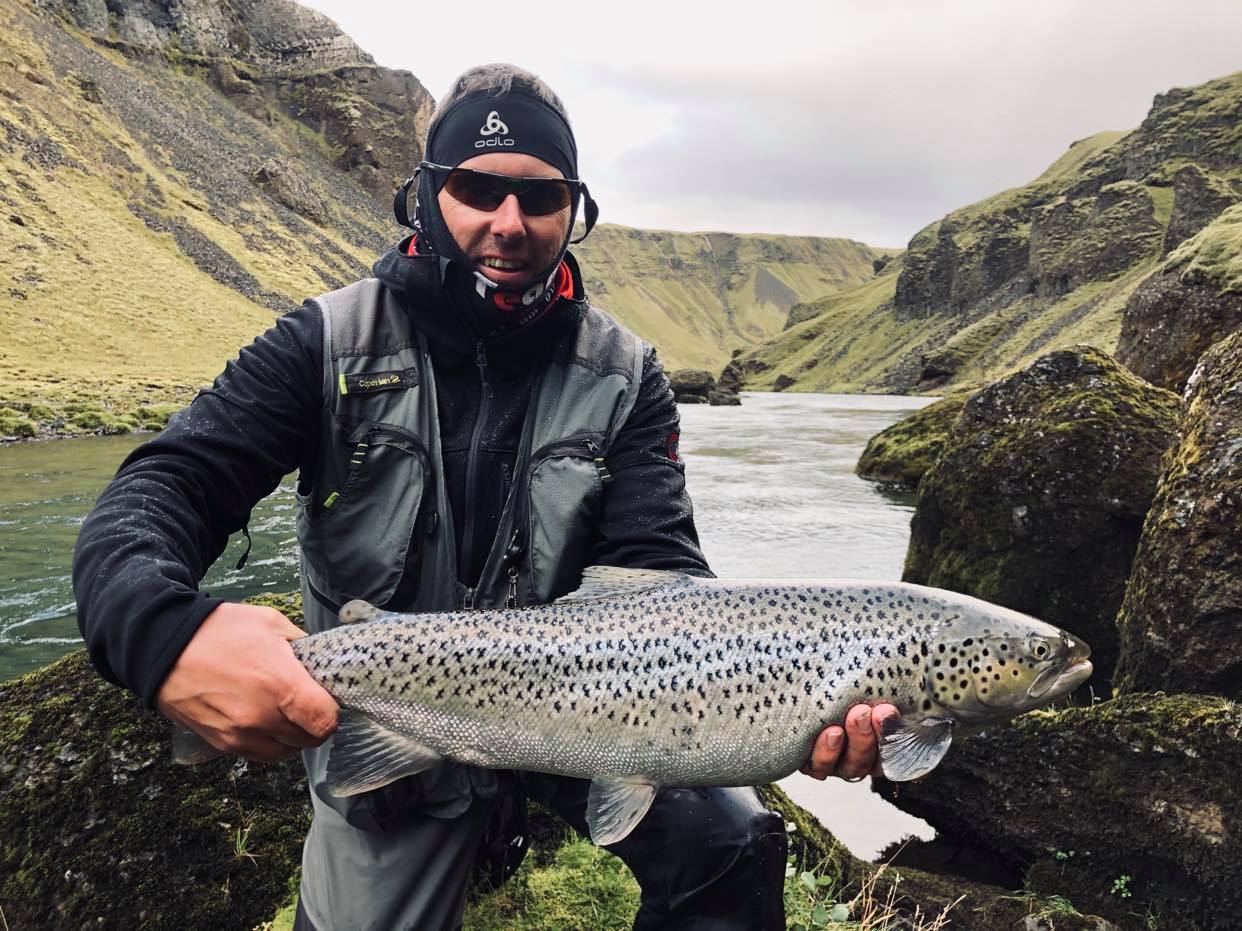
[277, 566, 1092, 845]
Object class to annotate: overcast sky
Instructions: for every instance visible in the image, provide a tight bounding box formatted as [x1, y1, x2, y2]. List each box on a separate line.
[302, 0, 1241, 249]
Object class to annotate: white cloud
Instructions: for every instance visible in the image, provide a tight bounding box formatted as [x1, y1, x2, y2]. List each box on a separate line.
[302, 0, 1242, 246]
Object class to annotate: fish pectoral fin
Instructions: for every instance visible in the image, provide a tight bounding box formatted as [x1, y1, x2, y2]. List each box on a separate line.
[557, 566, 688, 603]
[325, 709, 444, 797]
[338, 599, 383, 624]
[586, 778, 659, 846]
[878, 715, 955, 781]
[172, 724, 226, 765]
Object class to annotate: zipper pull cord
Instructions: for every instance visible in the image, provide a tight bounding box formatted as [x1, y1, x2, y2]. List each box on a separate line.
[585, 439, 613, 484]
[475, 343, 493, 399]
[502, 528, 524, 609]
[505, 567, 519, 609]
[234, 525, 253, 571]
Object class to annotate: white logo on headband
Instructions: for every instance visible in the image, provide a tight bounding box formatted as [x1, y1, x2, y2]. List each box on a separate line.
[476, 110, 515, 148]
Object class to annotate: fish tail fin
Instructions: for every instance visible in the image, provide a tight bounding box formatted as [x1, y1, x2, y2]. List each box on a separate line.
[172, 724, 226, 765]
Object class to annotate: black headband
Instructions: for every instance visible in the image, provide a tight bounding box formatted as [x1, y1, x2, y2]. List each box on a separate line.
[426, 90, 578, 181]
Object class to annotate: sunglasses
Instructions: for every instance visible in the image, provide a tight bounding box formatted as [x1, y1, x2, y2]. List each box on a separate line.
[420, 161, 581, 216]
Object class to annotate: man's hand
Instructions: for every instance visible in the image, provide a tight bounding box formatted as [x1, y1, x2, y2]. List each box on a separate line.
[800, 703, 899, 781]
[156, 603, 338, 763]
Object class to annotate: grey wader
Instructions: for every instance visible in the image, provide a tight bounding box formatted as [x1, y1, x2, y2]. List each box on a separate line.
[294, 280, 786, 930]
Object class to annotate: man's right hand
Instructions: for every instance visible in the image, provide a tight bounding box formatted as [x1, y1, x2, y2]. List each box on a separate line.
[156, 603, 338, 763]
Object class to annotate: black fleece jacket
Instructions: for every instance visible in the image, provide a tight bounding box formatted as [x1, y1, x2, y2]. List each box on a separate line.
[72, 245, 710, 706]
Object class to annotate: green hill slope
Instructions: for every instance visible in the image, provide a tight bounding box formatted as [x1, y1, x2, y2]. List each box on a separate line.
[0, 0, 884, 434]
[738, 72, 1242, 393]
[572, 225, 890, 371]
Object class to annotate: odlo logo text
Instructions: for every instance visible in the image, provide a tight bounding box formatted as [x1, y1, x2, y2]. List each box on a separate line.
[476, 111, 515, 148]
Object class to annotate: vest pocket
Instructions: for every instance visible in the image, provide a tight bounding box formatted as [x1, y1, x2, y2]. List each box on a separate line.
[525, 433, 609, 601]
[297, 421, 433, 607]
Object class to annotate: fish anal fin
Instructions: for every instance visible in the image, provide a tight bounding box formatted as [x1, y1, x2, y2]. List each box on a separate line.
[586, 778, 658, 846]
[556, 566, 688, 603]
[325, 709, 444, 797]
[879, 714, 955, 781]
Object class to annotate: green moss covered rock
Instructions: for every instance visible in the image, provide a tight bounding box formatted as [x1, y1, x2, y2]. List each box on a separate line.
[875, 693, 1242, 929]
[0, 593, 309, 930]
[903, 347, 1180, 687]
[1114, 330, 1242, 696]
[855, 395, 968, 487]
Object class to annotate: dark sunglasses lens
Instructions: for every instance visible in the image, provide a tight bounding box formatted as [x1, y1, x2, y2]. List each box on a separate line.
[443, 170, 573, 216]
[444, 171, 506, 211]
[517, 182, 573, 216]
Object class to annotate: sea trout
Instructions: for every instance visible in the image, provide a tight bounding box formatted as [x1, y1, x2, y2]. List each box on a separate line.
[176, 566, 1092, 845]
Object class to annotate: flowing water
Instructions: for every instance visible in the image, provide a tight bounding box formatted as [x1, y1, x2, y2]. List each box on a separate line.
[0, 391, 935, 858]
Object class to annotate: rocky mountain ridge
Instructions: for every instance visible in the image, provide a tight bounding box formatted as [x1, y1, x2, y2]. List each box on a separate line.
[0, 0, 885, 438]
[738, 70, 1242, 394]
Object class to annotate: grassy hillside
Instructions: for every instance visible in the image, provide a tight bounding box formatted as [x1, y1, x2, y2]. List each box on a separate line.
[0, 0, 885, 437]
[739, 72, 1242, 393]
[573, 225, 890, 371]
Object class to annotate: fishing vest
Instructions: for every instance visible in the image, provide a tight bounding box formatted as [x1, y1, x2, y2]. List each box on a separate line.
[294, 277, 643, 825]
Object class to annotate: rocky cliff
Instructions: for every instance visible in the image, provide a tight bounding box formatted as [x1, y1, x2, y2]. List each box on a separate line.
[737, 70, 1242, 394]
[0, 0, 884, 438]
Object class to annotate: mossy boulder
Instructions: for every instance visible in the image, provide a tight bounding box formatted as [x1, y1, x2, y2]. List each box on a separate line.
[855, 395, 968, 488]
[1161, 163, 1241, 254]
[874, 693, 1242, 929]
[0, 593, 309, 930]
[1116, 203, 1242, 392]
[1114, 330, 1242, 697]
[904, 347, 1180, 687]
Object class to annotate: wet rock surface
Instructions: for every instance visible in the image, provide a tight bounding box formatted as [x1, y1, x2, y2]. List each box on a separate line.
[875, 693, 1242, 930]
[904, 347, 1180, 688]
[1114, 330, 1242, 697]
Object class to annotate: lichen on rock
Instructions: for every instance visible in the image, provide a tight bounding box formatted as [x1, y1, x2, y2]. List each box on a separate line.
[1114, 329, 1242, 697]
[903, 346, 1180, 687]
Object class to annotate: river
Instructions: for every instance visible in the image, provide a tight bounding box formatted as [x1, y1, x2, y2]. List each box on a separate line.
[0, 391, 935, 858]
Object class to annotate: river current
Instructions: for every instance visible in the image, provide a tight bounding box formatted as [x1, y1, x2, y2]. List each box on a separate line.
[0, 391, 935, 858]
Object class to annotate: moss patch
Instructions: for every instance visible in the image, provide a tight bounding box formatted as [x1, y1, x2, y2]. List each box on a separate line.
[855, 395, 969, 487]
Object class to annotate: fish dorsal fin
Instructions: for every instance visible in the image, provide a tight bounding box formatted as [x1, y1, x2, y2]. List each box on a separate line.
[586, 778, 659, 846]
[556, 566, 688, 603]
[879, 714, 956, 781]
[339, 600, 383, 624]
[325, 709, 444, 797]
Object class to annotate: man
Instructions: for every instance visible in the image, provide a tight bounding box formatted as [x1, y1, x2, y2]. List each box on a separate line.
[74, 63, 896, 930]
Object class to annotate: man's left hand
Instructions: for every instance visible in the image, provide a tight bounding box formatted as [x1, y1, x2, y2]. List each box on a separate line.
[799, 703, 900, 781]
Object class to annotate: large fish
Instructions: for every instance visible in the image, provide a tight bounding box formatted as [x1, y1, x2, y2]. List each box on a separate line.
[177, 567, 1092, 845]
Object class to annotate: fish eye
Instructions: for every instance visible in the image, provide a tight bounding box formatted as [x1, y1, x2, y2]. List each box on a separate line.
[1029, 638, 1051, 660]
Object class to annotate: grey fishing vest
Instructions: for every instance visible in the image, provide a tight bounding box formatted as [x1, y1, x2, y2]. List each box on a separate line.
[294, 278, 643, 825]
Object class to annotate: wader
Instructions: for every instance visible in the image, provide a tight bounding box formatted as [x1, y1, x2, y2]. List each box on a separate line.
[293, 280, 787, 930]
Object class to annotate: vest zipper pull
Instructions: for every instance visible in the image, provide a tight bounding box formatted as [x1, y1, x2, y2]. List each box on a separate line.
[585, 439, 612, 484]
[463, 587, 476, 610]
[502, 529, 524, 609]
[505, 567, 519, 609]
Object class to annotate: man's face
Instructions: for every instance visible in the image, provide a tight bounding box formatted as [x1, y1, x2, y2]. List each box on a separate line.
[437, 152, 572, 289]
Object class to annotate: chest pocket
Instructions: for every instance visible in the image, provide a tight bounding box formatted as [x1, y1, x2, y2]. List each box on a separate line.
[525, 432, 609, 602]
[297, 421, 434, 607]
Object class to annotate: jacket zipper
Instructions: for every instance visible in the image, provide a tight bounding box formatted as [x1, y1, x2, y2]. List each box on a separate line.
[461, 343, 493, 608]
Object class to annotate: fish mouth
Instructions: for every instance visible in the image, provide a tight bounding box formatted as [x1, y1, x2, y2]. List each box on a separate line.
[1028, 659, 1093, 700]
